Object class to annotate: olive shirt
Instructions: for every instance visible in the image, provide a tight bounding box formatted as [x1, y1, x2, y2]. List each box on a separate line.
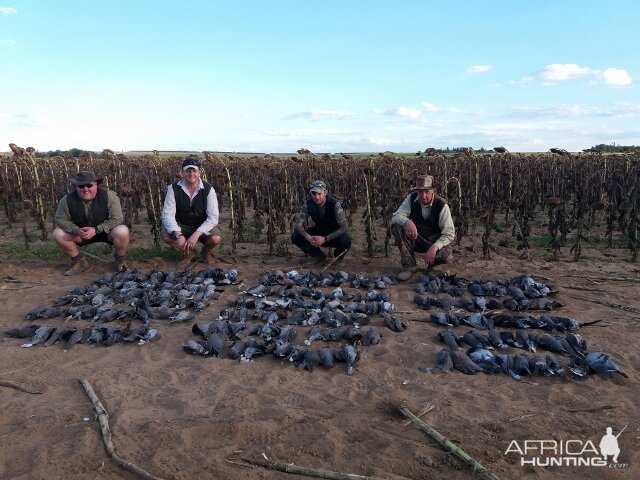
[54, 189, 124, 236]
[391, 194, 455, 250]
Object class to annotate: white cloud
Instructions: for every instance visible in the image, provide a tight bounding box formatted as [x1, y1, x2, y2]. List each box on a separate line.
[522, 63, 632, 87]
[368, 137, 393, 146]
[396, 107, 421, 118]
[508, 102, 640, 119]
[282, 109, 354, 121]
[538, 63, 593, 83]
[466, 65, 492, 73]
[421, 102, 442, 113]
[377, 107, 421, 119]
[0, 112, 53, 129]
[0, 39, 16, 45]
[602, 68, 632, 86]
[0, 7, 17, 14]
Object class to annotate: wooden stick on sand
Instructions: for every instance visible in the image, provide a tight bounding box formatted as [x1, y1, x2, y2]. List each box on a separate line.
[320, 249, 349, 273]
[401, 404, 434, 426]
[0, 379, 43, 394]
[399, 405, 501, 480]
[237, 454, 394, 480]
[78, 378, 165, 480]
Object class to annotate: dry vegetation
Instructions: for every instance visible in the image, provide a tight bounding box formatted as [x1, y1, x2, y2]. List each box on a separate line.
[1, 145, 639, 262]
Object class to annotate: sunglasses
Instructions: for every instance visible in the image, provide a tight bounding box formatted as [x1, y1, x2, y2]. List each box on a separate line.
[77, 183, 95, 189]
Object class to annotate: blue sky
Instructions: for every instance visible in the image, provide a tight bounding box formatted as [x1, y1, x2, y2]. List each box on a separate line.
[1, 1, 638, 153]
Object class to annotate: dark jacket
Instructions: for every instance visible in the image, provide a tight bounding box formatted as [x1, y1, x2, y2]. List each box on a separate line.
[67, 189, 109, 227]
[306, 195, 340, 235]
[172, 181, 212, 227]
[409, 192, 446, 243]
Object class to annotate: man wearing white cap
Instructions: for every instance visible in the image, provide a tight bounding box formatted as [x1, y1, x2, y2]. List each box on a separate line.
[391, 174, 455, 280]
[161, 156, 222, 264]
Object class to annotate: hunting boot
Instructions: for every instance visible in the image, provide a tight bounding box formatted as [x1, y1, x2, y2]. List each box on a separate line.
[391, 224, 417, 281]
[64, 257, 90, 276]
[307, 254, 327, 267]
[200, 248, 215, 265]
[114, 254, 128, 272]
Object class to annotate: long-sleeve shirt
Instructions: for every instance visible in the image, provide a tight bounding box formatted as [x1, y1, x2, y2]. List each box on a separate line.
[54, 190, 124, 236]
[294, 199, 349, 242]
[161, 179, 219, 234]
[392, 194, 455, 250]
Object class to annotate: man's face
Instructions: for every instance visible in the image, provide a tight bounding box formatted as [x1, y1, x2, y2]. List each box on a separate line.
[183, 167, 200, 185]
[310, 189, 327, 205]
[416, 189, 435, 205]
[76, 182, 98, 201]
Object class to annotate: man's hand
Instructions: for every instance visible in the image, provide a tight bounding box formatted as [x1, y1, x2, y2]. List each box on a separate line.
[404, 220, 418, 241]
[79, 227, 96, 241]
[183, 231, 203, 253]
[424, 244, 438, 265]
[309, 235, 326, 247]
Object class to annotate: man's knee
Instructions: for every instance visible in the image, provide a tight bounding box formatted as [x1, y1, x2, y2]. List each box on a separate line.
[53, 227, 77, 244]
[204, 235, 221, 248]
[109, 225, 130, 242]
[291, 231, 306, 246]
[390, 223, 405, 244]
[52, 227, 66, 242]
[338, 234, 352, 250]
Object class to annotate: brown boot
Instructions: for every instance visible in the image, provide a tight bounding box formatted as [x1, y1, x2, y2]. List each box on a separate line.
[64, 257, 90, 276]
[199, 249, 215, 265]
[114, 255, 128, 272]
[397, 267, 418, 282]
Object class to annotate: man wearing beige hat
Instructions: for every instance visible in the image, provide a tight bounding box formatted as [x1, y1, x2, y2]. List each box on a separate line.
[53, 171, 130, 275]
[391, 175, 455, 281]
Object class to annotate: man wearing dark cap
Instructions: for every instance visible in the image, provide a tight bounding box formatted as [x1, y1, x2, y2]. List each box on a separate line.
[161, 156, 221, 264]
[391, 174, 455, 281]
[291, 179, 351, 265]
[53, 171, 130, 275]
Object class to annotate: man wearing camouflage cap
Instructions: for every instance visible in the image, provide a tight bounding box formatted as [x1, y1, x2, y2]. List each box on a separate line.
[291, 180, 351, 266]
[391, 174, 455, 280]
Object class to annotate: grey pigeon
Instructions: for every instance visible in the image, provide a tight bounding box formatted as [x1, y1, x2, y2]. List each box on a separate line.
[450, 349, 486, 375]
[436, 349, 453, 372]
[570, 352, 628, 378]
[361, 327, 381, 346]
[337, 344, 359, 375]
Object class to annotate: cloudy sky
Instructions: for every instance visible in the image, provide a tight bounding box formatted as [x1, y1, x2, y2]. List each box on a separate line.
[1, 1, 638, 153]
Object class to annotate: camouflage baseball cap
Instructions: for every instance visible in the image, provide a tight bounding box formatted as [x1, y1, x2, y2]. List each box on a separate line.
[309, 180, 327, 193]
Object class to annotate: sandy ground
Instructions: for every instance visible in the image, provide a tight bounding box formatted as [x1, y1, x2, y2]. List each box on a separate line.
[0, 227, 639, 480]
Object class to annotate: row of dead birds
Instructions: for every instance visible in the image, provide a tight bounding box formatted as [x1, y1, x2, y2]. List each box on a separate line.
[415, 274, 554, 299]
[232, 285, 404, 329]
[428, 311, 579, 332]
[182, 319, 376, 374]
[23, 267, 239, 325]
[3, 323, 160, 348]
[414, 293, 562, 312]
[181, 269, 408, 374]
[436, 329, 627, 379]
[256, 269, 397, 290]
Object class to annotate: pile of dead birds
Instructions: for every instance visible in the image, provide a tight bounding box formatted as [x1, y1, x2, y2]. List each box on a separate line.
[4, 267, 238, 348]
[182, 269, 406, 374]
[415, 274, 627, 380]
[4, 323, 160, 348]
[414, 274, 563, 312]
